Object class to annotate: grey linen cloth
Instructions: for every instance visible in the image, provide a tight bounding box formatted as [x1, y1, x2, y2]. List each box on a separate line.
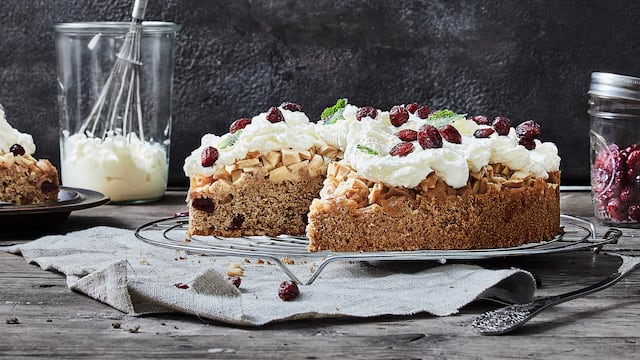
[1, 226, 536, 326]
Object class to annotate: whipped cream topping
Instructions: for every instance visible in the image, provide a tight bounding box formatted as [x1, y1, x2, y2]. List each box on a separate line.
[0, 107, 36, 155]
[320, 103, 560, 189]
[184, 106, 326, 177]
[185, 101, 561, 190]
[62, 131, 168, 202]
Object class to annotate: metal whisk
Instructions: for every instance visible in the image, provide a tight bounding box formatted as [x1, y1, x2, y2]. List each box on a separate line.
[80, 0, 148, 140]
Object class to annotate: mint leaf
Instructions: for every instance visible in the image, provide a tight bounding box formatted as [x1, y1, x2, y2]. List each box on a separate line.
[218, 132, 240, 150]
[321, 98, 348, 124]
[356, 144, 379, 155]
[427, 109, 464, 128]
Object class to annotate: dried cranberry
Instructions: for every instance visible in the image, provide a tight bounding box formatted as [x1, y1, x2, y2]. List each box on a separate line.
[389, 142, 414, 157]
[519, 137, 536, 150]
[406, 102, 419, 114]
[397, 129, 418, 142]
[515, 120, 541, 139]
[9, 144, 25, 156]
[473, 128, 495, 138]
[40, 181, 58, 193]
[417, 124, 443, 149]
[492, 116, 511, 136]
[174, 283, 189, 289]
[229, 118, 251, 134]
[191, 198, 214, 213]
[356, 106, 378, 121]
[228, 276, 242, 288]
[389, 105, 409, 127]
[620, 186, 635, 202]
[626, 150, 640, 174]
[628, 204, 640, 222]
[231, 214, 245, 230]
[280, 102, 302, 112]
[278, 280, 300, 301]
[266, 107, 284, 123]
[416, 105, 430, 119]
[471, 115, 490, 125]
[607, 198, 628, 221]
[201, 146, 219, 167]
[439, 125, 461, 144]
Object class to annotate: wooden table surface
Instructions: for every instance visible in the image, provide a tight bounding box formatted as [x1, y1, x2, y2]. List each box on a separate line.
[1, 190, 639, 359]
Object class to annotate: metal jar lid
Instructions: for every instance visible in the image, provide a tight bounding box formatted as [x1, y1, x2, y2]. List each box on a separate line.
[589, 72, 640, 101]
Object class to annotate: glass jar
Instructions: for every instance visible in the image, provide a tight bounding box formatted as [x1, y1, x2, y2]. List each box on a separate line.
[54, 22, 180, 203]
[589, 72, 640, 227]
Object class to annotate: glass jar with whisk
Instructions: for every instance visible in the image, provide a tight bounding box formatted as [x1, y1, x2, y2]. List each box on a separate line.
[55, 21, 180, 203]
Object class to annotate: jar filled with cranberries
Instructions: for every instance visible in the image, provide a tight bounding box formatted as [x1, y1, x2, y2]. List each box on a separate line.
[589, 72, 640, 227]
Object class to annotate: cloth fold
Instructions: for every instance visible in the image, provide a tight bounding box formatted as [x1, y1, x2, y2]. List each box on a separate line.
[1, 226, 536, 326]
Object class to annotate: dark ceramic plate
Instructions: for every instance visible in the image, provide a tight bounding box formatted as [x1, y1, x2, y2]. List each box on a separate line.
[0, 187, 109, 234]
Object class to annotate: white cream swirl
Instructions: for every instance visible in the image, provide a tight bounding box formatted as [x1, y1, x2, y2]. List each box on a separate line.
[330, 107, 560, 189]
[184, 107, 325, 177]
[0, 107, 36, 155]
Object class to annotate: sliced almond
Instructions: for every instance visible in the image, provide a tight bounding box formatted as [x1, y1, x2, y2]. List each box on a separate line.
[299, 150, 312, 160]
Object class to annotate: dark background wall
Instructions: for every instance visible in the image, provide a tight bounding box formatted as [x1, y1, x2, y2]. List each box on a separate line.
[1, 0, 639, 188]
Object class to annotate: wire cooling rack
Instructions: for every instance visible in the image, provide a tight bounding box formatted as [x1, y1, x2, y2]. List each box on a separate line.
[134, 214, 622, 285]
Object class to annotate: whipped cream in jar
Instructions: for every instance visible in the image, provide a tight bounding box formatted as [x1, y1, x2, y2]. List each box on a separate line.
[55, 22, 179, 203]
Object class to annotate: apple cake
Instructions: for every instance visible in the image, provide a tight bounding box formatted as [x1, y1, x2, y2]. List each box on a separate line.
[183, 103, 338, 237]
[307, 101, 562, 251]
[0, 107, 59, 205]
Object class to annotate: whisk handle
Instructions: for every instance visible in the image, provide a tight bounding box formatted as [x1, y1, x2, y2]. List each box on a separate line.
[132, 0, 148, 21]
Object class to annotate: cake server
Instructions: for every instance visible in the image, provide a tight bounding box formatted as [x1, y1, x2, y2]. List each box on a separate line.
[471, 253, 640, 335]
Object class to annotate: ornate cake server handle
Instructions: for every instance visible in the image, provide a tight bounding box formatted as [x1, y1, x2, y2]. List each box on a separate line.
[471, 252, 640, 335]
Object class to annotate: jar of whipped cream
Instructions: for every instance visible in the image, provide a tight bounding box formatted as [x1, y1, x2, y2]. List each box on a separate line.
[55, 22, 180, 203]
[589, 72, 640, 227]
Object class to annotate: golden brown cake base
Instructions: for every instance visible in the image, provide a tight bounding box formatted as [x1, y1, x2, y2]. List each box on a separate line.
[307, 162, 561, 252]
[187, 148, 329, 237]
[0, 152, 59, 205]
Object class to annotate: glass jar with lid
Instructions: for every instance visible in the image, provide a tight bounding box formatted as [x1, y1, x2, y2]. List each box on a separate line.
[589, 72, 640, 226]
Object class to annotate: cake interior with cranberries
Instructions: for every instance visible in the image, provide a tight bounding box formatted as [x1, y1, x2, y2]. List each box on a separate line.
[184, 103, 337, 237]
[306, 100, 562, 252]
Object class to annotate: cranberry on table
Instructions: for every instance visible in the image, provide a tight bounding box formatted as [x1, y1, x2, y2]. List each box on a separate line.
[228, 276, 242, 288]
[278, 280, 300, 301]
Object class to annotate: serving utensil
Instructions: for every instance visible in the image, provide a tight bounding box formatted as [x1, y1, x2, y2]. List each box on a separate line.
[471, 253, 640, 335]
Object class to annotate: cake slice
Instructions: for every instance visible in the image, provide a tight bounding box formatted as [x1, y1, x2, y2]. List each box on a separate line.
[0, 107, 60, 205]
[307, 102, 562, 251]
[183, 103, 338, 237]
